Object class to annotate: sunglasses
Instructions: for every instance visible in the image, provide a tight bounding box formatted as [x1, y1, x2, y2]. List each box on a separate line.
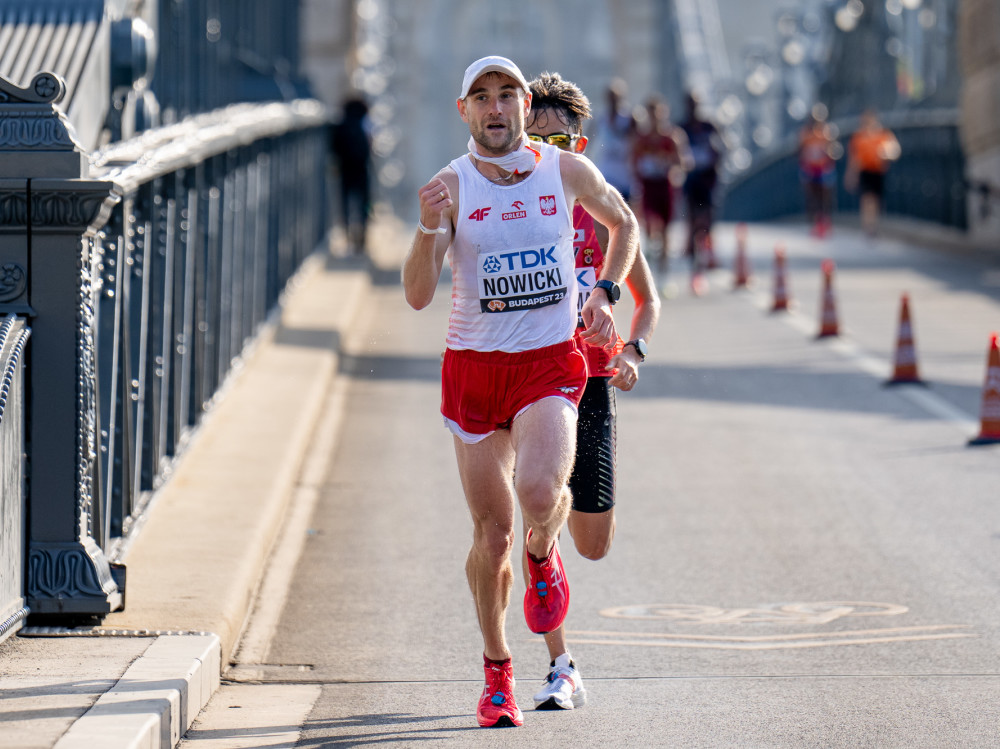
[527, 132, 579, 149]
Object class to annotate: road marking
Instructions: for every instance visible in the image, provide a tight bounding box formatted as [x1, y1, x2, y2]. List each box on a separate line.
[599, 601, 908, 625]
[745, 285, 979, 434]
[566, 630, 975, 651]
[235, 375, 350, 665]
[573, 602, 977, 650]
[571, 624, 972, 643]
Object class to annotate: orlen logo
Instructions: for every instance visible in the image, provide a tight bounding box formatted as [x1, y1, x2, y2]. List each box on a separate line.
[539, 195, 557, 215]
[487, 299, 506, 311]
[468, 207, 492, 221]
[502, 200, 526, 221]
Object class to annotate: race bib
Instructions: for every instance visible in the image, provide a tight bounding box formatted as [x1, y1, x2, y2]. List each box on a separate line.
[575, 267, 597, 327]
[478, 244, 569, 313]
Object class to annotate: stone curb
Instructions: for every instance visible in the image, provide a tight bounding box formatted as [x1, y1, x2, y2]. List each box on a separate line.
[52, 635, 221, 749]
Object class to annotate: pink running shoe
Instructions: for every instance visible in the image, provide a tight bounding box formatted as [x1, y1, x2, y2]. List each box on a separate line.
[477, 659, 523, 728]
[523, 530, 570, 634]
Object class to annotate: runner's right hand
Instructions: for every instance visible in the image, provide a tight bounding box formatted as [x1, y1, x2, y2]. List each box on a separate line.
[418, 178, 452, 233]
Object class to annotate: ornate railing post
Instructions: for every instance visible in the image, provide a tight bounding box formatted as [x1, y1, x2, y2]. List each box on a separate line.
[0, 72, 122, 618]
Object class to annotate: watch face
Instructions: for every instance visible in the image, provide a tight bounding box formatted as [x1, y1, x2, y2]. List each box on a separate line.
[597, 280, 620, 303]
[636, 339, 648, 357]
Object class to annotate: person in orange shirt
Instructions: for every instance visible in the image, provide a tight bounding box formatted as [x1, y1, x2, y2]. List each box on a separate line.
[846, 109, 901, 236]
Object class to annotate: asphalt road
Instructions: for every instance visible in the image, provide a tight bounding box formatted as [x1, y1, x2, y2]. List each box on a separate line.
[180, 221, 1000, 748]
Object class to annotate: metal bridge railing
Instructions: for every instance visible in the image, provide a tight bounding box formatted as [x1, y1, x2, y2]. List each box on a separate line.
[0, 71, 328, 619]
[89, 100, 328, 556]
[0, 315, 29, 642]
[721, 109, 968, 230]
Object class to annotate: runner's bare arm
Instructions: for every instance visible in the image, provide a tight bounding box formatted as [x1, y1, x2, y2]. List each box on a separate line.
[607, 250, 659, 391]
[563, 152, 639, 345]
[403, 169, 457, 310]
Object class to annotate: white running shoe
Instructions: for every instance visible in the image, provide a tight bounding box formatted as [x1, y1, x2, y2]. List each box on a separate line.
[533, 655, 587, 710]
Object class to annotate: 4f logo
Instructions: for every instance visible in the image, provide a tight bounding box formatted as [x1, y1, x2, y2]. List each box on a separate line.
[469, 206, 492, 221]
[539, 195, 557, 215]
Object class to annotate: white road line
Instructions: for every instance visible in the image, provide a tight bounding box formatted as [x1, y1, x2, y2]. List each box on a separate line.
[235, 376, 350, 666]
[744, 283, 979, 435]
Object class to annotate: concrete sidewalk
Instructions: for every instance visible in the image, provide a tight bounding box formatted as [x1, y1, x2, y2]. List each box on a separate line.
[0, 215, 410, 749]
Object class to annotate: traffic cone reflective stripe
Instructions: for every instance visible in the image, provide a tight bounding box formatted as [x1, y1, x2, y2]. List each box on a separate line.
[733, 223, 751, 289]
[885, 294, 924, 385]
[771, 245, 790, 312]
[817, 259, 839, 338]
[968, 333, 1000, 446]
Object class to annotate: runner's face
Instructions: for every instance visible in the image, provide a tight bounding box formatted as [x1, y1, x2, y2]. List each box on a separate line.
[459, 72, 529, 156]
[526, 106, 585, 153]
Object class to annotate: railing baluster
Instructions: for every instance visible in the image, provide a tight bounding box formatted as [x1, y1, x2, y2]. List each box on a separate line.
[2, 68, 328, 617]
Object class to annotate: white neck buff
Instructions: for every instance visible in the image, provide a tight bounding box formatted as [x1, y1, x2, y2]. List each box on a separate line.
[467, 133, 540, 176]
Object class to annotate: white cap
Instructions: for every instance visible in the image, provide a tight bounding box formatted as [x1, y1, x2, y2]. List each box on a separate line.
[459, 56, 529, 99]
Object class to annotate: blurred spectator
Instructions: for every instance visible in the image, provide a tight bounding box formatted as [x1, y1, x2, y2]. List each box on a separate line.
[329, 96, 373, 254]
[590, 78, 637, 203]
[679, 92, 723, 284]
[845, 109, 901, 236]
[798, 111, 838, 238]
[630, 95, 691, 281]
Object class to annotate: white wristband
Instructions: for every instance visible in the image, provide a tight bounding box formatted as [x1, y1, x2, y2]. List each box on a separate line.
[417, 219, 446, 235]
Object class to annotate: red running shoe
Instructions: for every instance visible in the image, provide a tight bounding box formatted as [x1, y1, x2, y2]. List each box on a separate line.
[477, 659, 523, 727]
[523, 530, 570, 634]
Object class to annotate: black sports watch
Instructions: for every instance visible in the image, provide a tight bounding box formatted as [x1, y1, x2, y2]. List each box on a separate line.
[594, 279, 620, 305]
[625, 338, 648, 362]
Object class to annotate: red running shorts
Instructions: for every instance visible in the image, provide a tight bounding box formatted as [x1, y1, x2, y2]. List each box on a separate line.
[441, 339, 587, 444]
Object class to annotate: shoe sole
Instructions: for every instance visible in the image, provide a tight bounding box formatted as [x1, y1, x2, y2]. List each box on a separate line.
[481, 714, 523, 727]
[534, 686, 587, 711]
[534, 696, 571, 710]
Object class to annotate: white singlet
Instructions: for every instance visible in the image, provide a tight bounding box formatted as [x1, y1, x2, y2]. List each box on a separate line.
[446, 142, 576, 353]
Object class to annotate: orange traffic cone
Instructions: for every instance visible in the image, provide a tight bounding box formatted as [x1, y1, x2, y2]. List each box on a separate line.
[968, 333, 1000, 446]
[771, 245, 790, 312]
[884, 294, 924, 386]
[816, 259, 839, 338]
[733, 223, 752, 289]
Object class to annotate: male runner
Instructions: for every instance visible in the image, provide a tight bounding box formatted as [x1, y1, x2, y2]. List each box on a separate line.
[631, 95, 691, 280]
[402, 56, 638, 728]
[680, 92, 723, 292]
[525, 71, 660, 711]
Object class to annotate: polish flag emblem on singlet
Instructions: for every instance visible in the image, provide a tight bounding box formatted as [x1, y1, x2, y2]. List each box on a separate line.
[539, 195, 557, 215]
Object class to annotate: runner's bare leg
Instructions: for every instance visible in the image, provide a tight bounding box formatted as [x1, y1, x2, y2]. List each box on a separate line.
[512, 397, 576, 560]
[454, 432, 517, 661]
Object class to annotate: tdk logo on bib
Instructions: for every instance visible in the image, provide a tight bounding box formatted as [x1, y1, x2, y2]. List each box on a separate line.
[478, 245, 568, 313]
[481, 247, 558, 274]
